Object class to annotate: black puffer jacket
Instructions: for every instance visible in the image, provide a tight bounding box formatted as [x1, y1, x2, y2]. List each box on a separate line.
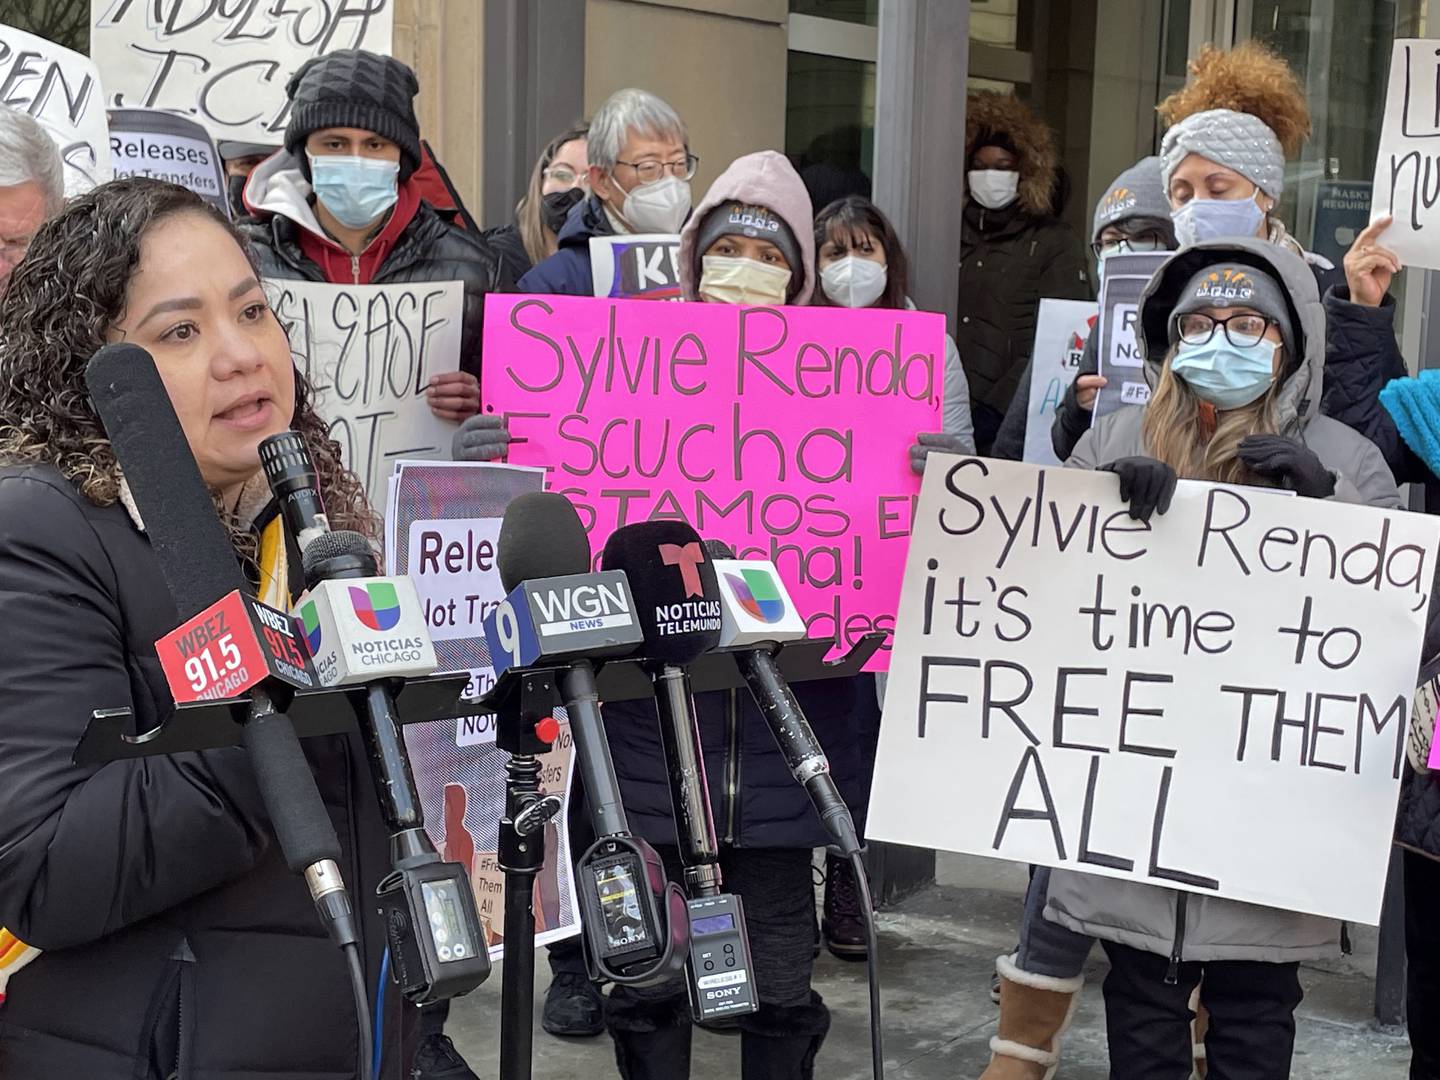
[957, 200, 1092, 415]
[0, 468, 404, 1080]
[242, 152, 511, 379]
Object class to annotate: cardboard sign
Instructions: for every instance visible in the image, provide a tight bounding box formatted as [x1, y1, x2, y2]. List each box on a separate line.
[1023, 300, 1097, 466]
[90, 0, 394, 143]
[1093, 251, 1168, 422]
[1371, 39, 1440, 269]
[480, 294, 945, 669]
[590, 234, 682, 300]
[0, 23, 111, 193]
[867, 456, 1440, 924]
[385, 459, 577, 959]
[108, 107, 227, 215]
[265, 279, 463, 504]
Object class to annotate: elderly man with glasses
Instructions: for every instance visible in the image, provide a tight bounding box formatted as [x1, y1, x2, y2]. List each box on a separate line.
[518, 87, 696, 296]
[0, 109, 64, 291]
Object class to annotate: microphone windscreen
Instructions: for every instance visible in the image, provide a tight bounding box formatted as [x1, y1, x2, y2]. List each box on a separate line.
[498, 492, 591, 591]
[85, 343, 246, 619]
[300, 529, 378, 582]
[601, 521, 722, 665]
[703, 539, 735, 560]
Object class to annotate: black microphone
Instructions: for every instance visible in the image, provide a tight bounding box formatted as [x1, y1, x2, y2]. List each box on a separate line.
[84, 344, 359, 949]
[703, 540, 860, 855]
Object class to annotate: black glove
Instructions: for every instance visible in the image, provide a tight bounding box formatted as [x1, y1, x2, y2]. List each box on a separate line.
[1102, 456, 1177, 523]
[452, 413, 512, 462]
[1237, 435, 1336, 497]
[908, 432, 973, 476]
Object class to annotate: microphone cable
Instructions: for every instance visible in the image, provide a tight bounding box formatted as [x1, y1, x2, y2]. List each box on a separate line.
[343, 940, 374, 1080]
[851, 852, 885, 1080]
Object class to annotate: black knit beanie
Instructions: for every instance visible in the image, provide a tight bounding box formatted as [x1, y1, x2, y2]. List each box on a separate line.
[283, 49, 422, 181]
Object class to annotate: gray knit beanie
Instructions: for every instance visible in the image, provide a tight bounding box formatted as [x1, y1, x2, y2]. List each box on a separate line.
[1092, 156, 1172, 243]
[284, 49, 422, 181]
[1160, 108, 1285, 200]
[1173, 262, 1294, 356]
[695, 201, 803, 280]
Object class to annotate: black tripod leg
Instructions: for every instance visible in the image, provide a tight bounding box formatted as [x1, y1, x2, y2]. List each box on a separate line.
[499, 871, 537, 1080]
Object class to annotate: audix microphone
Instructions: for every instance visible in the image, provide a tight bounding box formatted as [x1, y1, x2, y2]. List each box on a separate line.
[85, 345, 359, 951]
[258, 431, 489, 1004]
[601, 520, 759, 1021]
[705, 541, 860, 855]
[488, 492, 689, 989]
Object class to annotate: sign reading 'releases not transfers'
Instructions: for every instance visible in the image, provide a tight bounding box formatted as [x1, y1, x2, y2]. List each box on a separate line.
[90, 0, 395, 144]
[1372, 39, 1440, 270]
[108, 108, 228, 216]
[1092, 251, 1168, 423]
[0, 22, 111, 194]
[481, 294, 945, 670]
[265, 279, 463, 505]
[590, 234, 682, 300]
[866, 456, 1440, 925]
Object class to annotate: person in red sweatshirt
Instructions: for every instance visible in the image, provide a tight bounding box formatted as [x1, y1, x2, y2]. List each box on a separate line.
[243, 49, 511, 424]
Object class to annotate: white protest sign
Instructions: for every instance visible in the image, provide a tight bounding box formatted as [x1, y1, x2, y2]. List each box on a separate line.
[108, 107, 227, 214]
[0, 23, 111, 194]
[867, 455, 1440, 924]
[90, 0, 394, 144]
[265, 279, 462, 504]
[1023, 300, 1096, 465]
[1371, 39, 1440, 269]
[590, 233, 682, 300]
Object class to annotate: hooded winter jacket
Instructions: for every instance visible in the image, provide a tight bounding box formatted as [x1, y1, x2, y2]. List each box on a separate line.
[516, 194, 617, 296]
[595, 152, 863, 849]
[958, 93, 1092, 417]
[241, 150, 511, 378]
[1046, 239, 1400, 965]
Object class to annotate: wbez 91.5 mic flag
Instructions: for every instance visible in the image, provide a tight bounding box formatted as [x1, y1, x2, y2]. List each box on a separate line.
[601, 521, 760, 1022]
[259, 431, 490, 1006]
[484, 492, 689, 991]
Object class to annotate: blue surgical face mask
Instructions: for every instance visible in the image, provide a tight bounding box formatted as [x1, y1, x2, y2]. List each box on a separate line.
[1169, 336, 1278, 410]
[308, 154, 399, 229]
[1171, 191, 1266, 247]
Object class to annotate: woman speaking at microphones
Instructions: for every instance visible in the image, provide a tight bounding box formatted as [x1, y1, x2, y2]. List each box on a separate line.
[0, 178, 399, 1079]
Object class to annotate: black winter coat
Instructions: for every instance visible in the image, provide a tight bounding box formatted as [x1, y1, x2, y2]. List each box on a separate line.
[957, 199, 1091, 415]
[0, 468, 404, 1080]
[244, 201, 512, 379]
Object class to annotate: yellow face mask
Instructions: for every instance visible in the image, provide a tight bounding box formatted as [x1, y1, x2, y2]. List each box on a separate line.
[699, 255, 792, 306]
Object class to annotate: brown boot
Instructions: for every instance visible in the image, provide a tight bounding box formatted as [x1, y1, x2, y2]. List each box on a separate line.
[979, 953, 1083, 1080]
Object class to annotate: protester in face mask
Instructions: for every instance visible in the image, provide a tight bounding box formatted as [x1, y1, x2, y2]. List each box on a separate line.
[1050, 240, 1395, 1078]
[518, 88, 693, 295]
[218, 141, 277, 220]
[0, 109, 63, 292]
[241, 49, 511, 430]
[988, 157, 1176, 463]
[958, 92, 1091, 455]
[482, 125, 590, 283]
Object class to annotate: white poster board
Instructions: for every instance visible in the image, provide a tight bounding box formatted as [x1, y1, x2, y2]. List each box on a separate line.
[264, 279, 462, 504]
[90, 0, 395, 144]
[1371, 39, 1440, 270]
[589, 233, 682, 300]
[867, 455, 1440, 924]
[0, 23, 111, 193]
[1023, 300, 1096, 466]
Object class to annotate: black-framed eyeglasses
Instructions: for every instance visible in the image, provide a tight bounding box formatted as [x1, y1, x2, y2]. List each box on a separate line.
[1174, 312, 1277, 349]
[613, 153, 699, 184]
[1092, 229, 1169, 258]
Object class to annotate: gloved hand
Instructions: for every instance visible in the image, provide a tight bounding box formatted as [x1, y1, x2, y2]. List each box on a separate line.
[452, 413, 512, 462]
[1102, 456, 1177, 523]
[1237, 434, 1336, 497]
[908, 432, 974, 476]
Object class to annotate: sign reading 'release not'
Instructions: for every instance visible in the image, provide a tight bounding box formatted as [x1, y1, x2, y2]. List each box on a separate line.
[481, 294, 944, 669]
[266, 279, 463, 505]
[90, 0, 394, 143]
[866, 456, 1440, 925]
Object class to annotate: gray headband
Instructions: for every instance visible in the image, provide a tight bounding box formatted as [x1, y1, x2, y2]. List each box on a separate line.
[1160, 109, 1285, 200]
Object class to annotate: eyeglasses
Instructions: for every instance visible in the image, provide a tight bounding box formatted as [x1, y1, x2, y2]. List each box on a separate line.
[1092, 229, 1169, 258]
[613, 153, 699, 184]
[543, 165, 588, 187]
[1174, 312, 1277, 348]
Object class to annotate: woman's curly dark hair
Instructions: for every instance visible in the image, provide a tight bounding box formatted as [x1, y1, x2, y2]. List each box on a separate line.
[0, 178, 374, 543]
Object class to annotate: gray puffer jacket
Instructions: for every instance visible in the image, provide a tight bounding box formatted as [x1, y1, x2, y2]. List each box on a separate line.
[1047, 238, 1401, 965]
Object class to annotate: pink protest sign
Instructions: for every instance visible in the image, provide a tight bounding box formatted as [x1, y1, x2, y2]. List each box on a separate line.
[480, 294, 945, 669]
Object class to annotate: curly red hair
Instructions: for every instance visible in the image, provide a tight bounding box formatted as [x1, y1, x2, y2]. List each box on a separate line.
[1157, 41, 1311, 157]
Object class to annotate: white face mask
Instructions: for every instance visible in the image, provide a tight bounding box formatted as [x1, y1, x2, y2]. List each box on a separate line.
[821, 255, 888, 308]
[699, 254, 792, 306]
[968, 169, 1020, 211]
[616, 174, 692, 234]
